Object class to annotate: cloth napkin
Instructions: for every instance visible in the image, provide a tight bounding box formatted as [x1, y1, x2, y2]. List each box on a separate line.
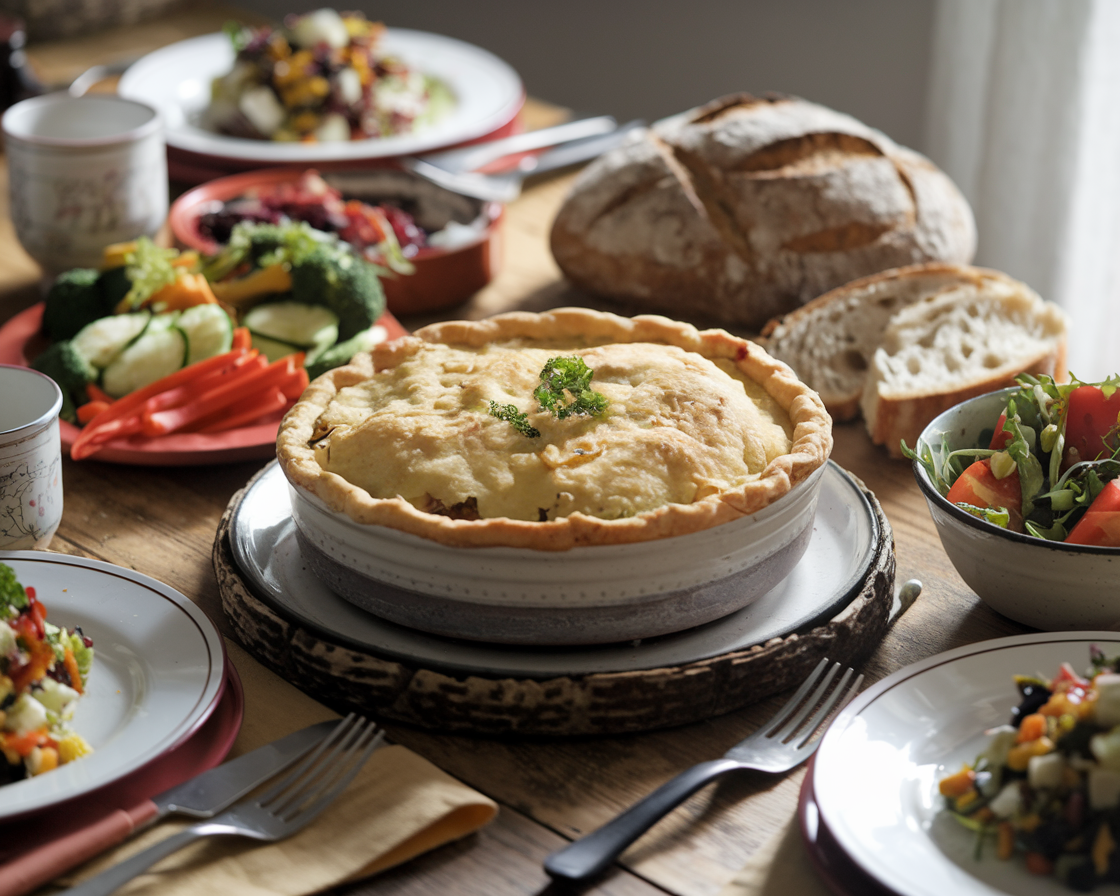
[718, 815, 831, 896]
[41, 639, 498, 896]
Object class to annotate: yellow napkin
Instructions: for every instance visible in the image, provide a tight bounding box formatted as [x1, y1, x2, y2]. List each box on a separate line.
[47, 640, 497, 895]
[718, 815, 831, 896]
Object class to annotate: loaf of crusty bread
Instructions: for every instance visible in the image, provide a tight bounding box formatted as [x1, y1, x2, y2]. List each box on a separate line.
[761, 264, 1007, 422]
[862, 278, 1068, 456]
[550, 93, 977, 331]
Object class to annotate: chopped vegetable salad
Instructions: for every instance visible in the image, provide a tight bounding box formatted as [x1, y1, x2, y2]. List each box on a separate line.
[941, 649, 1120, 890]
[0, 563, 93, 783]
[905, 374, 1120, 546]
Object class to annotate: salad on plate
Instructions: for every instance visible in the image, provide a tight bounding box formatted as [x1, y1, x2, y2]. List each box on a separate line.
[906, 374, 1120, 546]
[1, 563, 93, 783]
[940, 649, 1120, 891]
[209, 9, 454, 143]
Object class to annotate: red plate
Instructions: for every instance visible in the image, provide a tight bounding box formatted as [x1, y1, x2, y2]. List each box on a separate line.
[0, 303, 408, 466]
[0, 656, 243, 862]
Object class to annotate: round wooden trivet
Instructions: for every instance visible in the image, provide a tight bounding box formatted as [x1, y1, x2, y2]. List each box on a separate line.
[213, 464, 904, 737]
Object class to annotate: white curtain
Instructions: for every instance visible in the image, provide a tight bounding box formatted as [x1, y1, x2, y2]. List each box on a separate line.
[925, 0, 1120, 382]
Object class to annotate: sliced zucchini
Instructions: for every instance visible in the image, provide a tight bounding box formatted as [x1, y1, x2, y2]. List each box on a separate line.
[101, 326, 187, 398]
[178, 304, 234, 365]
[250, 332, 304, 364]
[71, 311, 151, 370]
[243, 302, 339, 358]
[306, 324, 388, 379]
[145, 311, 181, 333]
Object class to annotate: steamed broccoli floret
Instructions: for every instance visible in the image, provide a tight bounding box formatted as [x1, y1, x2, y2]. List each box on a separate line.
[42, 269, 114, 341]
[97, 264, 131, 311]
[289, 246, 385, 340]
[31, 341, 97, 424]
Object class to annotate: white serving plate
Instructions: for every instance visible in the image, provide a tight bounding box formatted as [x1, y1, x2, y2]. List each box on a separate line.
[812, 633, 1120, 896]
[0, 551, 226, 820]
[117, 30, 524, 165]
[231, 460, 877, 672]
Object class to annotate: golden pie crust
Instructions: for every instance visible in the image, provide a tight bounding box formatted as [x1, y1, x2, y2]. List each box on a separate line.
[277, 308, 833, 550]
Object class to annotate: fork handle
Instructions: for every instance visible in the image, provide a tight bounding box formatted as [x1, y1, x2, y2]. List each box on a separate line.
[59, 824, 217, 896]
[544, 757, 741, 881]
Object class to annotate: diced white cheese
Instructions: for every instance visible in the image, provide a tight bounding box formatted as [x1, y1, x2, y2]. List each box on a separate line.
[1028, 752, 1066, 789]
[239, 86, 286, 139]
[0, 622, 15, 656]
[313, 113, 351, 143]
[291, 9, 350, 49]
[35, 678, 80, 718]
[335, 67, 363, 107]
[981, 726, 1019, 767]
[1095, 674, 1120, 727]
[989, 781, 1023, 818]
[1089, 767, 1120, 810]
[1091, 727, 1120, 771]
[4, 693, 47, 735]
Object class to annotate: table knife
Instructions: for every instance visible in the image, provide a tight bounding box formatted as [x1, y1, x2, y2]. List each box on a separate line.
[1, 719, 338, 896]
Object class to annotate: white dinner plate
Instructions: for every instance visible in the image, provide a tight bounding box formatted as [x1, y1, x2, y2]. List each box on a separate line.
[0, 551, 226, 819]
[117, 30, 524, 164]
[812, 633, 1120, 896]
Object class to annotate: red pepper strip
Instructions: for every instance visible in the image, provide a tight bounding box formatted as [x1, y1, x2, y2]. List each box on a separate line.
[231, 326, 251, 351]
[138, 352, 265, 417]
[85, 382, 114, 405]
[70, 348, 252, 460]
[142, 355, 307, 437]
[76, 401, 111, 424]
[197, 387, 290, 433]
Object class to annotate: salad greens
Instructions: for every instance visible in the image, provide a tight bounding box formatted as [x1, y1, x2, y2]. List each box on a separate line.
[903, 374, 1120, 543]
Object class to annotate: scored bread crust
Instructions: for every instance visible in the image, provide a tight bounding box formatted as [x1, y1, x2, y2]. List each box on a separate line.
[549, 93, 977, 332]
[277, 308, 833, 550]
[760, 264, 1013, 422]
[862, 286, 1069, 457]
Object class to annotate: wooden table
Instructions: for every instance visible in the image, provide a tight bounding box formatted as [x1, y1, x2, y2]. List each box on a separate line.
[1, 6, 1034, 895]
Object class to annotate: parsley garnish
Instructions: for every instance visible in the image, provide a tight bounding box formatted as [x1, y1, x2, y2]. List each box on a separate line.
[488, 401, 540, 438]
[534, 356, 609, 419]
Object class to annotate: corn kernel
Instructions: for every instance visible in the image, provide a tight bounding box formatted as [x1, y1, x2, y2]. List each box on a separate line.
[1007, 737, 1055, 771]
[57, 733, 93, 764]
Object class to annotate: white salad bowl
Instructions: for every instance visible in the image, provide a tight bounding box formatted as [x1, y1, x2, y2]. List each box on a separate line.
[912, 388, 1120, 631]
[285, 462, 828, 646]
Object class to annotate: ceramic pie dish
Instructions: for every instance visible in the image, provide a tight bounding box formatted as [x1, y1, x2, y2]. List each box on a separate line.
[276, 308, 833, 644]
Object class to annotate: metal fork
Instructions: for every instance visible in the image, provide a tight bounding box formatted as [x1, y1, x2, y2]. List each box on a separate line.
[62, 714, 384, 896]
[544, 658, 862, 882]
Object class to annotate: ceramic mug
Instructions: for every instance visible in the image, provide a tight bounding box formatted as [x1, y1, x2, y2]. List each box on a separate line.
[0, 364, 63, 550]
[1, 93, 167, 276]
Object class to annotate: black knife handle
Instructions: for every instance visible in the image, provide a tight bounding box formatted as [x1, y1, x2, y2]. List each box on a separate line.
[544, 757, 742, 881]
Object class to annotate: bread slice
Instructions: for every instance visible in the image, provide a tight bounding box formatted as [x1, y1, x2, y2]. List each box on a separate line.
[861, 280, 1068, 456]
[761, 263, 993, 421]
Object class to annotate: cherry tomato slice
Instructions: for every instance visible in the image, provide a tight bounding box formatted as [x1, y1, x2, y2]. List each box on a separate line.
[1062, 385, 1120, 471]
[946, 459, 1024, 531]
[990, 411, 1014, 450]
[1066, 480, 1120, 546]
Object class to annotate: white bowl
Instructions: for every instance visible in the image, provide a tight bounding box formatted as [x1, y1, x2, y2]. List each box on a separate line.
[287, 462, 827, 645]
[913, 389, 1120, 630]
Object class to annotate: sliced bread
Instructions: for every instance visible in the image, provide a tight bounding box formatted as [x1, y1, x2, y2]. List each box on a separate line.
[861, 280, 1068, 456]
[760, 263, 994, 421]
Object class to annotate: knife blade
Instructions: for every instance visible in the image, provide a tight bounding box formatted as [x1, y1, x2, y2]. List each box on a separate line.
[1, 719, 338, 896]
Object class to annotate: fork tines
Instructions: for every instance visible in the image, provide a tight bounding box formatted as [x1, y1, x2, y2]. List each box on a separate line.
[263, 714, 384, 822]
[759, 659, 863, 750]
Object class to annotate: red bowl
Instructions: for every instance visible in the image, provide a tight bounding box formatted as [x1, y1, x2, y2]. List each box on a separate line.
[168, 167, 503, 316]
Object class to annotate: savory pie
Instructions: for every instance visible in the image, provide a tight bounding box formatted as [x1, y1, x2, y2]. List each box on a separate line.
[277, 308, 832, 549]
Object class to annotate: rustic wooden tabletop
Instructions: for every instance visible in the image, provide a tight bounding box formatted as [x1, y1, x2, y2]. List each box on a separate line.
[0, 5, 1034, 895]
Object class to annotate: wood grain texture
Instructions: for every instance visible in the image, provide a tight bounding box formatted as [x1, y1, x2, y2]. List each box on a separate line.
[0, 14, 1041, 893]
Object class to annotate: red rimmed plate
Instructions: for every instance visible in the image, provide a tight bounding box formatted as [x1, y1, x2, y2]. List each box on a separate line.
[0, 303, 407, 466]
[168, 167, 504, 316]
[0, 552, 229, 821]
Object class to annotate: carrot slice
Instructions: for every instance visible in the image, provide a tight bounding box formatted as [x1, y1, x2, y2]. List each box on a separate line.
[76, 401, 112, 424]
[231, 326, 252, 351]
[196, 387, 290, 433]
[85, 382, 114, 405]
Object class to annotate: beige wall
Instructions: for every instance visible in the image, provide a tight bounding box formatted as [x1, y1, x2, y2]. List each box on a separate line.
[231, 0, 935, 151]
